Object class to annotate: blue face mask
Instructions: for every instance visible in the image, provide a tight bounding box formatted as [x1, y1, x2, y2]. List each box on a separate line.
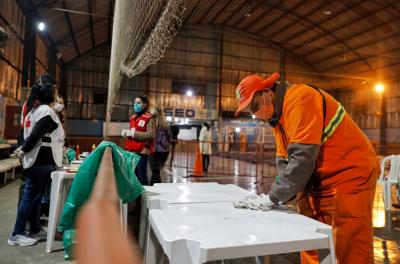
[134, 103, 143, 113]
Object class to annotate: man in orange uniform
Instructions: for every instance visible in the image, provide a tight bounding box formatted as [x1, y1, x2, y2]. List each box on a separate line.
[235, 73, 379, 264]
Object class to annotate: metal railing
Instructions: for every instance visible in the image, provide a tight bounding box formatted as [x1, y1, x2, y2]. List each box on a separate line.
[168, 140, 277, 182]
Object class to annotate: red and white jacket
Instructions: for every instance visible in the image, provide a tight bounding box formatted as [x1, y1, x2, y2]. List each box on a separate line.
[125, 112, 154, 154]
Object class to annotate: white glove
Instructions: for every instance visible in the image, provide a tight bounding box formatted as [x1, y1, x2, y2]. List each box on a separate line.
[128, 128, 135, 138]
[121, 129, 130, 137]
[252, 194, 274, 211]
[233, 194, 258, 208]
[233, 194, 274, 211]
[13, 146, 25, 159]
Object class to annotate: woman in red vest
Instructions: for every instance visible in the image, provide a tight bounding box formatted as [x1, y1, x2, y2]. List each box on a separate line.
[122, 95, 155, 185]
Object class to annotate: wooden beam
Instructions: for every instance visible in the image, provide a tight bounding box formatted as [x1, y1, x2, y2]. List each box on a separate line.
[108, 0, 114, 43]
[268, 2, 376, 74]
[61, 0, 80, 57]
[87, 0, 96, 48]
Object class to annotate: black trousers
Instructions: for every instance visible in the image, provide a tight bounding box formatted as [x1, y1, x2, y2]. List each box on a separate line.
[149, 152, 169, 185]
[202, 154, 210, 172]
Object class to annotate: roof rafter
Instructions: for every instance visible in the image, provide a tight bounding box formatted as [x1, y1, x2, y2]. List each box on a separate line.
[263, 0, 331, 39]
[204, 0, 231, 24]
[108, 0, 114, 43]
[302, 2, 398, 59]
[309, 18, 400, 66]
[237, 0, 281, 30]
[254, 1, 305, 35]
[61, 0, 80, 57]
[196, 0, 218, 24]
[87, 0, 96, 48]
[219, 0, 248, 25]
[269, 2, 375, 73]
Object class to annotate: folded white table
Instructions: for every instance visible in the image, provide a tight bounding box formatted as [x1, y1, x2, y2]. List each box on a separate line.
[146, 202, 335, 264]
[139, 183, 253, 252]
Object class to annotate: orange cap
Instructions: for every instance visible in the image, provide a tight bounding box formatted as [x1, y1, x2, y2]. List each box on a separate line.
[234, 73, 280, 117]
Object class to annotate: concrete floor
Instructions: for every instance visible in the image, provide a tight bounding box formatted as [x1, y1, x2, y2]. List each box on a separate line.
[0, 180, 65, 264]
[1, 167, 400, 263]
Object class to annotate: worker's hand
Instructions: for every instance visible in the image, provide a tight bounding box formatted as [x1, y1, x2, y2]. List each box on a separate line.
[121, 130, 130, 137]
[233, 194, 258, 209]
[13, 146, 25, 159]
[233, 193, 274, 211]
[252, 194, 274, 211]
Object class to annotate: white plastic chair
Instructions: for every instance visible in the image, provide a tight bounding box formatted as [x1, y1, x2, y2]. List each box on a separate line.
[46, 171, 128, 253]
[377, 155, 400, 211]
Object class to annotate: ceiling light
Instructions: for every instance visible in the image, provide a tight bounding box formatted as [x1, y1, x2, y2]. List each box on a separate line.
[323, 10, 331, 15]
[244, 12, 251, 17]
[374, 84, 384, 93]
[38, 22, 46, 31]
[235, 127, 241, 133]
[186, 90, 193, 97]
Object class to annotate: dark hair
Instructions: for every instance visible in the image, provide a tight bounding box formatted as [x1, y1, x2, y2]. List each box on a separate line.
[26, 85, 40, 112]
[203, 122, 210, 130]
[38, 84, 55, 104]
[37, 74, 56, 86]
[136, 95, 149, 112]
[138, 95, 149, 104]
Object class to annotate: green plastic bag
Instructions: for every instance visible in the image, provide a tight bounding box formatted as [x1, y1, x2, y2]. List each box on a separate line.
[57, 141, 144, 260]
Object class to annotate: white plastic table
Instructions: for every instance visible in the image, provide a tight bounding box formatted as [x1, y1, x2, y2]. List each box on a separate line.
[146, 202, 335, 264]
[139, 183, 253, 252]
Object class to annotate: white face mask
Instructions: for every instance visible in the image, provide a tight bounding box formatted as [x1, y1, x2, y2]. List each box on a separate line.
[53, 102, 64, 112]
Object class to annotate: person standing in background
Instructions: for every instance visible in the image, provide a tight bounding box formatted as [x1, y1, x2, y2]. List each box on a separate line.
[149, 107, 171, 185]
[53, 94, 65, 124]
[122, 95, 155, 185]
[17, 74, 57, 207]
[169, 122, 179, 167]
[240, 132, 247, 153]
[228, 131, 234, 152]
[9, 83, 64, 246]
[199, 122, 212, 172]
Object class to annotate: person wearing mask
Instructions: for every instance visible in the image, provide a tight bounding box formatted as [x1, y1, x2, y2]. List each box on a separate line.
[122, 95, 155, 185]
[234, 73, 379, 263]
[149, 107, 171, 185]
[199, 122, 212, 172]
[17, 74, 57, 207]
[8, 83, 65, 246]
[53, 94, 65, 124]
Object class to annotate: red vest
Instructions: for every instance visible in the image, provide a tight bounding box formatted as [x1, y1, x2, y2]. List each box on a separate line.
[125, 112, 154, 154]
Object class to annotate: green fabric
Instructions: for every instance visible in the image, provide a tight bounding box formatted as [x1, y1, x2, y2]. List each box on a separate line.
[66, 148, 76, 162]
[57, 141, 144, 260]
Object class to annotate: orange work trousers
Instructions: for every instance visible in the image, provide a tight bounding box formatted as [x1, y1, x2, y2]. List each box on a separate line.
[297, 188, 375, 264]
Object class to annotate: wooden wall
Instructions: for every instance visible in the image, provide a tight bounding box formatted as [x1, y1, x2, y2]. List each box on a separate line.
[65, 26, 324, 120]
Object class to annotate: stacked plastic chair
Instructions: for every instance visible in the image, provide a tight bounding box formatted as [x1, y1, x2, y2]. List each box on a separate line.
[377, 155, 400, 211]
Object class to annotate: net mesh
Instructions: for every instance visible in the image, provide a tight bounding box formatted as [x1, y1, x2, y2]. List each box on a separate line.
[105, 0, 185, 136]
